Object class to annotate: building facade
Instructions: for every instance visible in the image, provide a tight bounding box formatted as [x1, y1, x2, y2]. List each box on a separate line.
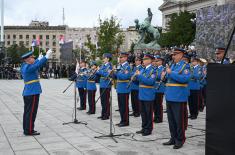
[3, 21, 66, 63]
[2, 21, 139, 64]
[159, 0, 234, 30]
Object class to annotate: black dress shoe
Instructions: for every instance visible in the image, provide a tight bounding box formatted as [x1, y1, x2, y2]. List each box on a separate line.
[77, 107, 85, 110]
[101, 117, 109, 120]
[154, 119, 162, 123]
[163, 140, 175, 145]
[32, 130, 37, 133]
[118, 123, 129, 127]
[173, 143, 183, 149]
[136, 129, 144, 134]
[115, 123, 120, 126]
[24, 132, 40, 136]
[129, 113, 134, 116]
[190, 116, 197, 120]
[86, 111, 91, 115]
[134, 114, 140, 117]
[142, 132, 151, 136]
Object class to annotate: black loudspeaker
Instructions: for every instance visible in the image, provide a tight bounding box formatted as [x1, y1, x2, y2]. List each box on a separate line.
[206, 64, 235, 155]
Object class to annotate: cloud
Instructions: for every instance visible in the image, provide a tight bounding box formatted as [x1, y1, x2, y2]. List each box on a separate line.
[3, 0, 163, 28]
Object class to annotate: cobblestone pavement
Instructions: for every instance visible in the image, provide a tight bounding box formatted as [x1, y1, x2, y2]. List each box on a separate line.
[0, 79, 205, 155]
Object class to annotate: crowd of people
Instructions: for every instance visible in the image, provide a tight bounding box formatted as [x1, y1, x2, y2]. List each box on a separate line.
[0, 63, 76, 80]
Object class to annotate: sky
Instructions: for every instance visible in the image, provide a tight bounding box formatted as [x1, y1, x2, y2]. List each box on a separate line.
[3, 0, 164, 28]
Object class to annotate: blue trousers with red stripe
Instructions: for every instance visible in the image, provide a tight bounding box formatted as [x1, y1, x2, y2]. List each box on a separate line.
[166, 101, 186, 145]
[23, 94, 40, 134]
[78, 88, 87, 109]
[88, 90, 96, 113]
[154, 93, 164, 122]
[100, 88, 110, 118]
[118, 93, 129, 125]
[140, 100, 154, 134]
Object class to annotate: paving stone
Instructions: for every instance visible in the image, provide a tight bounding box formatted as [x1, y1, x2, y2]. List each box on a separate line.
[0, 79, 205, 155]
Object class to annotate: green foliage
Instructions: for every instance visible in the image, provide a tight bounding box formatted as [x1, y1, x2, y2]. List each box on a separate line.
[6, 44, 28, 64]
[84, 34, 96, 61]
[97, 16, 124, 58]
[159, 11, 196, 47]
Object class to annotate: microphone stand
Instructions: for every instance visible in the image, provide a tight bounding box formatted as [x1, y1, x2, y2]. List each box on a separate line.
[62, 76, 87, 126]
[94, 71, 125, 143]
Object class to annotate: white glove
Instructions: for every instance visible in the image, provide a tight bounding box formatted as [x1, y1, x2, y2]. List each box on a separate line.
[45, 49, 53, 59]
[38, 53, 43, 60]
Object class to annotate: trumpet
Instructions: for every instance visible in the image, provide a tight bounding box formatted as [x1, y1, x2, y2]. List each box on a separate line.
[126, 69, 139, 89]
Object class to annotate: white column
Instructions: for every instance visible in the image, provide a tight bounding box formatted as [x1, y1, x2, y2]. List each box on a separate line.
[1, 0, 4, 42]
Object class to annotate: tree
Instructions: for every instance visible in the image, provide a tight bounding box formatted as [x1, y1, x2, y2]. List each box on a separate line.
[6, 44, 28, 64]
[97, 16, 125, 58]
[159, 11, 196, 47]
[84, 34, 96, 61]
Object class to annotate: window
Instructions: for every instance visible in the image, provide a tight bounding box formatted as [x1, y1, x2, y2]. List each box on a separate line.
[13, 41, 16, 44]
[53, 48, 56, 53]
[19, 41, 24, 46]
[33, 35, 36, 39]
[26, 35, 29, 39]
[13, 35, 16, 39]
[46, 35, 49, 39]
[26, 41, 29, 46]
[19, 35, 23, 39]
[7, 35, 10, 39]
[46, 41, 49, 46]
[40, 41, 42, 46]
[53, 41, 56, 46]
[40, 35, 43, 39]
[53, 35, 56, 40]
[7, 41, 10, 45]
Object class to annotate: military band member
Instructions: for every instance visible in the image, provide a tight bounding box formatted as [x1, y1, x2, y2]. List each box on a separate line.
[76, 61, 88, 110]
[162, 48, 190, 149]
[215, 46, 230, 64]
[154, 55, 165, 123]
[182, 52, 191, 130]
[113, 52, 131, 127]
[188, 57, 202, 119]
[136, 54, 156, 136]
[86, 61, 98, 114]
[96, 53, 113, 120]
[130, 57, 143, 117]
[21, 49, 52, 136]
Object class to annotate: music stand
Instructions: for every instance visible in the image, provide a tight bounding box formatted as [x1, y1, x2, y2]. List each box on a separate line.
[62, 78, 87, 125]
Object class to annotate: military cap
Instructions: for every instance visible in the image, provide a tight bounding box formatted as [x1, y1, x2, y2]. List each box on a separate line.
[154, 55, 164, 61]
[135, 56, 142, 61]
[119, 52, 129, 57]
[90, 61, 97, 66]
[183, 52, 191, 59]
[173, 47, 186, 53]
[143, 54, 154, 60]
[21, 51, 33, 59]
[103, 53, 112, 58]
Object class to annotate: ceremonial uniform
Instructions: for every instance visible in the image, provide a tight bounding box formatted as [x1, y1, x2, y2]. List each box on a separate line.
[87, 62, 98, 114]
[188, 63, 202, 119]
[200, 64, 207, 107]
[164, 59, 190, 148]
[136, 55, 156, 136]
[76, 67, 88, 110]
[154, 64, 165, 123]
[130, 64, 143, 117]
[114, 60, 131, 127]
[21, 50, 50, 135]
[96, 53, 112, 120]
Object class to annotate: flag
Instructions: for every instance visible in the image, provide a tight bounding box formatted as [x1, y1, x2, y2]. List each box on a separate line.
[36, 36, 40, 46]
[59, 35, 65, 45]
[75, 59, 79, 74]
[31, 40, 37, 47]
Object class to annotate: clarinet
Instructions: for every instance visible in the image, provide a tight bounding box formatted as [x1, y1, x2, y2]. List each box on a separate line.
[156, 61, 173, 90]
